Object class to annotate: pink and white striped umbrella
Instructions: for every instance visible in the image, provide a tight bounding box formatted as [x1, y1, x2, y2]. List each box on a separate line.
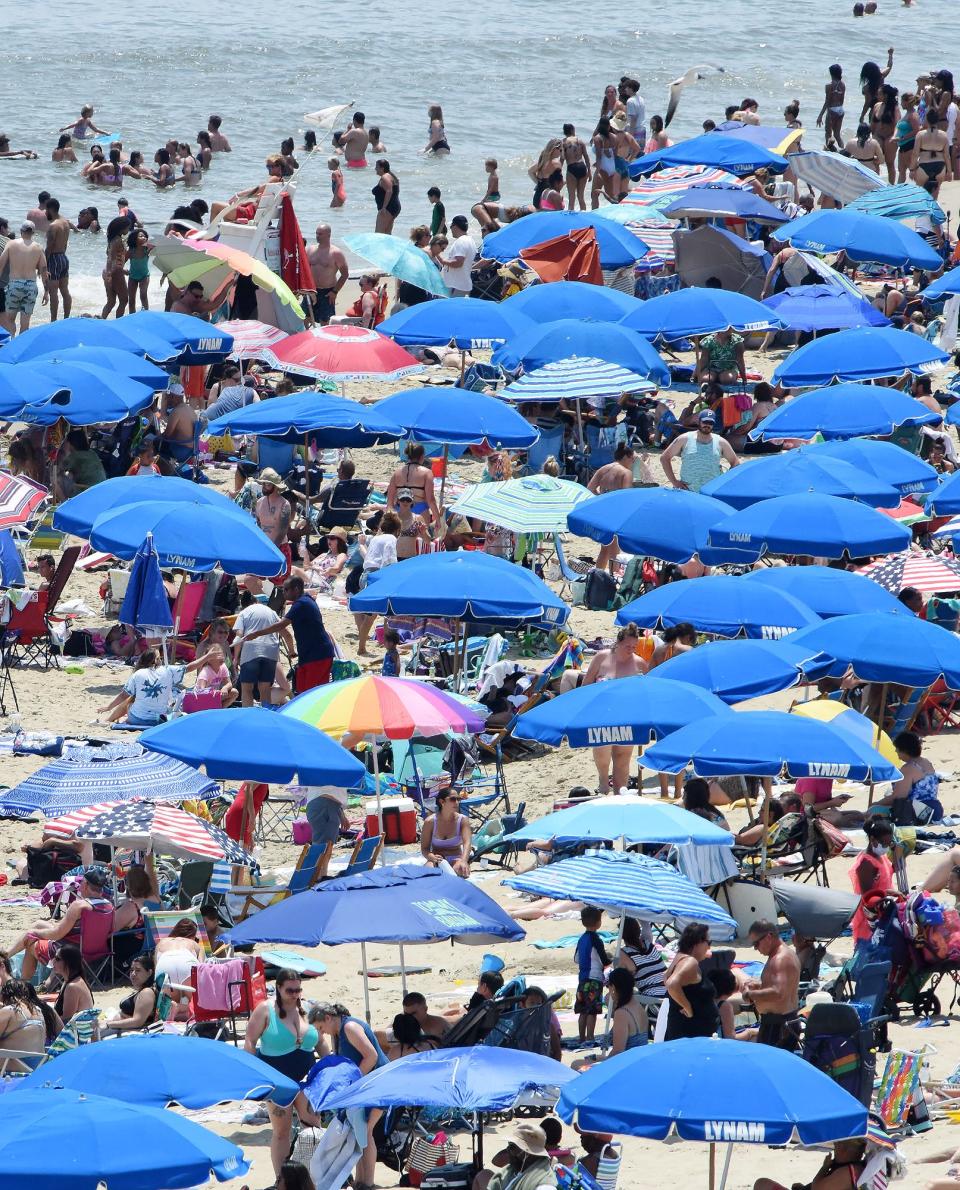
[261, 324, 424, 382]
[0, 471, 47, 529]
[217, 319, 289, 361]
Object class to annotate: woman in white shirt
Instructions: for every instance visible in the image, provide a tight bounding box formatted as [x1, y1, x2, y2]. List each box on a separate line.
[355, 511, 401, 656]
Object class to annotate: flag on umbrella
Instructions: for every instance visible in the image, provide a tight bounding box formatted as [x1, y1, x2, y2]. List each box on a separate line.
[45, 799, 251, 863]
[857, 551, 960, 596]
[520, 227, 603, 285]
[0, 471, 47, 529]
[278, 193, 316, 295]
[118, 532, 174, 636]
[217, 319, 289, 360]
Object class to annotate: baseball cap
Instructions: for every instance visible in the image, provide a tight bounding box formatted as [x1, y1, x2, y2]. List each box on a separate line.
[698, 409, 716, 424]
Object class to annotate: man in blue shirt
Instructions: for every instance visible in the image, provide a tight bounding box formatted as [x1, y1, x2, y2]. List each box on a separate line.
[241, 575, 335, 694]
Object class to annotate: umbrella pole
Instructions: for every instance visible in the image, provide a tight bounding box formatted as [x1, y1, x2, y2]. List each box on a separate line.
[475, 1113, 484, 1171]
[758, 783, 772, 885]
[399, 942, 407, 996]
[361, 940, 372, 1022]
[718, 1143, 734, 1190]
[460, 349, 466, 383]
[303, 432, 311, 549]
[709, 1141, 716, 1190]
[600, 913, 626, 1055]
[868, 682, 887, 807]
[372, 734, 386, 866]
[439, 444, 450, 513]
[575, 398, 585, 451]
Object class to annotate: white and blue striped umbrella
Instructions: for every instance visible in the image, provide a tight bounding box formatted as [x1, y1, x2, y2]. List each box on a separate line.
[0, 743, 219, 816]
[449, 475, 592, 533]
[790, 150, 884, 205]
[500, 355, 656, 404]
[504, 850, 736, 937]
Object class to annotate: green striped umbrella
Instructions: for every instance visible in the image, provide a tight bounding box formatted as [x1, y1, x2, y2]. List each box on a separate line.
[449, 475, 591, 533]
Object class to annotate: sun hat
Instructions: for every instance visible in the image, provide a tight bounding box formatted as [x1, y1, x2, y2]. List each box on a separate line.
[610, 112, 629, 131]
[326, 527, 349, 544]
[258, 467, 284, 487]
[502, 1123, 548, 1158]
[397, 487, 415, 502]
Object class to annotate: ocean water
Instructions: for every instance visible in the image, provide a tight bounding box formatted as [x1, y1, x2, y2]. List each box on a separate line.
[0, 0, 947, 283]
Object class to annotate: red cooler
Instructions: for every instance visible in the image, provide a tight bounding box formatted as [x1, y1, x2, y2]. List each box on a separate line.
[365, 796, 419, 844]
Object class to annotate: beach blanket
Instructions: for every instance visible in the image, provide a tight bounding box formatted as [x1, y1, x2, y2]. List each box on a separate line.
[532, 930, 618, 950]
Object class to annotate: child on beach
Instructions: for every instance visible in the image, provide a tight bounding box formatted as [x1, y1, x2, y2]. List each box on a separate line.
[381, 628, 402, 677]
[575, 907, 609, 1044]
[428, 186, 447, 236]
[126, 227, 152, 313]
[328, 157, 345, 208]
[183, 642, 238, 711]
[483, 158, 500, 202]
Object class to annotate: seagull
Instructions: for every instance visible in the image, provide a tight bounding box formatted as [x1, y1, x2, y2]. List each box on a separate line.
[665, 65, 726, 128]
[303, 102, 354, 130]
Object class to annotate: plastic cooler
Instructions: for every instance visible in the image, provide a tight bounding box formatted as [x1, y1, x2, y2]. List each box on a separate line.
[365, 796, 418, 844]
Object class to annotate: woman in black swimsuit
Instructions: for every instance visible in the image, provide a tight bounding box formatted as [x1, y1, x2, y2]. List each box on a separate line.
[663, 923, 720, 1039]
[372, 159, 401, 234]
[385, 442, 440, 527]
[913, 110, 951, 197]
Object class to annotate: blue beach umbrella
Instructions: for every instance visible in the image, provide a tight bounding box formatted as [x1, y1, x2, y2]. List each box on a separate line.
[379, 298, 533, 348]
[374, 388, 539, 447]
[788, 612, 960, 688]
[33, 346, 171, 388]
[848, 181, 946, 224]
[762, 284, 889, 332]
[642, 710, 900, 780]
[778, 208, 942, 270]
[118, 532, 174, 635]
[344, 232, 450, 297]
[499, 356, 656, 403]
[614, 575, 820, 638]
[0, 361, 156, 426]
[0, 1087, 248, 1190]
[654, 638, 835, 703]
[505, 794, 733, 847]
[493, 318, 670, 384]
[0, 362, 70, 412]
[54, 474, 227, 537]
[123, 310, 233, 364]
[619, 286, 782, 339]
[812, 439, 938, 496]
[922, 265, 960, 302]
[0, 528, 25, 587]
[482, 211, 648, 269]
[743, 564, 906, 618]
[748, 382, 939, 442]
[350, 551, 569, 627]
[89, 499, 284, 575]
[18, 1033, 298, 1108]
[513, 675, 732, 748]
[0, 315, 180, 364]
[662, 182, 789, 223]
[567, 487, 755, 565]
[772, 326, 949, 386]
[503, 280, 642, 323]
[700, 448, 900, 509]
[926, 470, 960, 515]
[504, 851, 737, 936]
[630, 134, 789, 178]
[206, 391, 403, 448]
[141, 707, 365, 787]
[707, 492, 912, 558]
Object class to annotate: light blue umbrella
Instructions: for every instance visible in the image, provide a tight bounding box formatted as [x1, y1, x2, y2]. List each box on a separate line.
[619, 286, 782, 339]
[743, 564, 906, 618]
[772, 326, 949, 386]
[642, 710, 900, 780]
[123, 310, 233, 364]
[54, 474, 227, 537]
[506, 794, 733, 847]
[449, 475, 592, 533]
[700, 447, 900, 509]
[748, 382, 939, 442]
[493, 319, 670, 384]
[922, 265, 960, 302]
[379, 298, 533, 348]
[778, 208, 942, 270]
[790, 148, 886, 204]
[0, 315, 180, 364]
[33, 347, 171, 388]
[813, 439, 938, 496]
[630, 134, 788, 178]
[89, 499, 285, 575]
[504, 850, 736, 936]
[762, 284, 890, 332]
[847, 181, 946, 225]
[118, 532, 174, 636]
[206, 391, 404, 447]
[0, 361, 156, 426]
[482, 211, 648, 269]
[707, 492, 911, 559]
[344, 232, 449, 297]
[662, 182, 789, 224]
[0, 529, 24, 587]
[374, 388, 538, 448]
[503, 280, 642, 323]
[499, 355, 656, 403]
[655, 638, 835, 703]
[615, 575, 820, 639]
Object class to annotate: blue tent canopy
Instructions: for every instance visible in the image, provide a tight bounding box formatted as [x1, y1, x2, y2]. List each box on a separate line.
[654, 638, 835, 703]
[503, 280, 642, 323]
[225, 863, 525, 947]
[778, 209, 942, 270]
[618, 286, 782, 339]
[748, 382, 938, 442]
[207, 391, 404, 447]
[772, 327, 949, 386]
[482, 211, 648, 269]
[762, 285, 889, 332]
[374, 388, 539, 448]
[492, 319, 670, 384]
[504, 851, 736, 937]
[349, 551, 569, 628]
[642, 710, 900, 780]
[513, 675, 732, 748]
[0, 361, 156, 426]
[122, 310, 233, 364]
[743, 564, 906, 618]
[707, 492, 912, 559]
[615, 574, 820, 639]
[141, 708, 365, 787]
[379, 299, 533, 348]
[119, 532, 174, 635]
[630, 134, 788, 178]
[812, 439, 938, 496]
[662, 182, 788, 224]
[0, 316, 180, 365]
[505, 794, 733, 847]
[700, 447, 900, 509]
[54, 474, 226, 537]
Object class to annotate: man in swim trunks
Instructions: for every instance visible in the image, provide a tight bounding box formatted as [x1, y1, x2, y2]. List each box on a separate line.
[207, 114, 231, 153]
[44, 197, 71, 321]
[340, 112, 369, 168]
[305, 223, 348, 325]
[0, 221, 47, 336]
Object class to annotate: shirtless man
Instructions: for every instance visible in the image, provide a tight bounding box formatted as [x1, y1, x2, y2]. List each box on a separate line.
[44, 197, 71, 320]
[340, 112, 369, 168]
[159, 387, 198, 474]
[26, 192, 51, 233]
[171, 279, 219, 321]
[582, 622, 648, 792]
[0, 222, 48, 336]
[587, 442, 642, 572]
[743, 919, 801, 1049]
[305, 223, 348, 325]
[207, 114, 231, 153]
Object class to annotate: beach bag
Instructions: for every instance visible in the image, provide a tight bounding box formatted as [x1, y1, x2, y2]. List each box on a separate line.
[406, 1132, 459, 1187]
[813, 815, 849, 859]
[584, 567, 617, 611]
[26, 843, 82, 889]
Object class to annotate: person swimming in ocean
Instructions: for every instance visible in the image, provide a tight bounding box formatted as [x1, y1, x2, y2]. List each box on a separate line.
[61, 105, 107, 141]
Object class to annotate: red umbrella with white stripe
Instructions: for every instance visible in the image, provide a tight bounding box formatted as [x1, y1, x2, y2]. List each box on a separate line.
[0, 471, 47, 529]
[260, 323, 423, 382]
[858, 550, 960, 596]
[45, 800, 251, 863]
[217, 319, 289, 361]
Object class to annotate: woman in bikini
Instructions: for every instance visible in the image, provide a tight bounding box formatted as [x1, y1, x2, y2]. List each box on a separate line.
[817, 64, 846, 150]
[913, 109, 951, 197]
[52, 134, 77, 164]
[386, 442, 440, 529]
[424, 105, 450, 155]
[858, 52, 894, 123]
[0, 979, 55, 1071]
[529, 138, 563, 209]
[420, 787, 472, 877]
[562, 123, 591, 211]
[591, 117, 619, 208]
[101, 228, 128, 318]
[582, 623, 648, 793]
[395, 489, 429, 560]
[870, 84, 900, 183]
[843, 123, 883, 173]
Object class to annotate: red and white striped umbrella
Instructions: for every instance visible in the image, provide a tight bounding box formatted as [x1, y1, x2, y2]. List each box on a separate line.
[0, 471, 47, 529]
[260, 323, 424, 382]
[858, 551, 960, 596]
[624, 165, 745, 209]
[217, 319, 289, 361]
[45, 799, 250, 863]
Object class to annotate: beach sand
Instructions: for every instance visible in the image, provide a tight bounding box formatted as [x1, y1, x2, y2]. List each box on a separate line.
[3, 198, 960, 1187]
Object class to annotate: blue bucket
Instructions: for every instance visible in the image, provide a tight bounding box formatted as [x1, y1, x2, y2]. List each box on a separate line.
[481, 953, 504, 974]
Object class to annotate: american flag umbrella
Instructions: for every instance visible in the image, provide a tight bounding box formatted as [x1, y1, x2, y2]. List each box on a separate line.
[217, 319, 288, 361]
[0, 470, 47, 529]
[260, 324, 423, 382]
[45, 799, 251, 863]
[858, 551, 960, 596]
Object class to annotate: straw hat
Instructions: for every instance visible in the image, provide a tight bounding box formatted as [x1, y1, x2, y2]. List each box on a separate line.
[258, 467, 285, 488]
[502, 1123, 548, 1158]
[610, 111, 629, 131]
[325, 527, 349, 544]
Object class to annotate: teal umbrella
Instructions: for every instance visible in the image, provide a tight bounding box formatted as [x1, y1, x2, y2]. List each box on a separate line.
[344, 232, 449, 297]
[449, 475, 592, 533]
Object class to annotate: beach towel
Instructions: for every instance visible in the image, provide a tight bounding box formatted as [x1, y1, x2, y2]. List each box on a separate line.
[309, 1115, 362, 1190]
[532, 930, 619, 950]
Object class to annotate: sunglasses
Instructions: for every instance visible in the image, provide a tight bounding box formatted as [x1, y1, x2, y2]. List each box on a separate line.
[283, 985, 303, 995]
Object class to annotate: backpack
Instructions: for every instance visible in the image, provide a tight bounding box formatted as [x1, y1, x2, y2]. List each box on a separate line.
[25, 843, 82, 889]
[584, 567, 617, 611]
